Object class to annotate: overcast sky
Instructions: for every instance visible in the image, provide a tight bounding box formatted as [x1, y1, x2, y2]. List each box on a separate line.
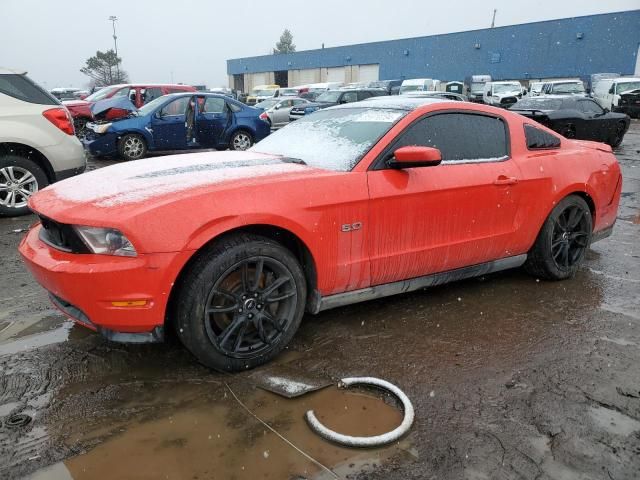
[1, 0, 638, 89]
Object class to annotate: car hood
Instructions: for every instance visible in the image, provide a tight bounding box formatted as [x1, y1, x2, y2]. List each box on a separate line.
[29, 151, 318, 224]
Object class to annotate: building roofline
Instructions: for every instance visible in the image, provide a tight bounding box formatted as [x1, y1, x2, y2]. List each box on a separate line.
[228, 9, 639, 63]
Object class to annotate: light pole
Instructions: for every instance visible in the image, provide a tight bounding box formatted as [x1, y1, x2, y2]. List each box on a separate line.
[109, 16, 119, 82]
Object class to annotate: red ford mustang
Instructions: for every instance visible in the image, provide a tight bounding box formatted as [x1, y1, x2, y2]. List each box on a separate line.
[19, 98, 622, 371]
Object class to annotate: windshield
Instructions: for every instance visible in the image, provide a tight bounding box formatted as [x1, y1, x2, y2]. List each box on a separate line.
[617, 81, 640, 93]
[315, 91, 342, 103]
[252, 89, 276, 97]
[552, 82, 585, 94]
[493, 83, 521, 94]
[399, 85, 422, 93]
[470, 82, 484, 93]
[250, 107, 405, 171]
[279, 88, 298, 95]
[530, 83, 543, 92]
[511, 98, 563, 110]
[85, 86, 120, 102]
[137, 95, 171, 116]
[255, 99, 279, 109]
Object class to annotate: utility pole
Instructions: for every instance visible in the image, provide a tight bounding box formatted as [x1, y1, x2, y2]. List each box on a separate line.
[109, 16, 119, 82]
[491, 9, 497, 28]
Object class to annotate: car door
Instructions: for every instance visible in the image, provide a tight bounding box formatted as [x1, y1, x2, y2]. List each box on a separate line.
[366, 111, 522, 286]
[271, 99, 293, 127]
[196, 96, 229, 147]
[150, 96, 190, 150]
[576, 99, 611, 142]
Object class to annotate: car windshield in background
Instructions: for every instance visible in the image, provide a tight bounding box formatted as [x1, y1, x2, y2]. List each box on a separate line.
[493, 84, 521, 94]
[315, 91, 342, 103]
[85, 86, 119, 102]
[137, 96, 171, 116]
[399, 85, 421, 93]
[250, 107, 405, 171]
[255, 99, 279, 109]
[618, 82, 640, 93]
[253, 90, 276, 97]
[511, 98, 563, 110]
[553, 82, 585, 94]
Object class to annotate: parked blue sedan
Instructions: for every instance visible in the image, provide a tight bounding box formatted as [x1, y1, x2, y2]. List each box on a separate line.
[83, 93, 270, 160]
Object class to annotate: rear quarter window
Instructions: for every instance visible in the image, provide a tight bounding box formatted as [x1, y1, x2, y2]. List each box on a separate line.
[0, 74, 58, 105]
[524, 124, 561, 149]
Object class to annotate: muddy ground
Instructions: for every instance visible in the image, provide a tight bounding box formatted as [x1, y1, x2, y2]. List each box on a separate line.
[1, 124, 639, 480]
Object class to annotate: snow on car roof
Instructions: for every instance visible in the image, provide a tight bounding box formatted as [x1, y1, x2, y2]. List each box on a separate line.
[332, 96, 449, 111]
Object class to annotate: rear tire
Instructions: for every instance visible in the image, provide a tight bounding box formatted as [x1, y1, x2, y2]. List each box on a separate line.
[230, 130, 254, 151]
[0, 155, 49, 217]
[525, 195, 592, 280]
[118, 134, 147, 161]
[173, 233, 307, 371]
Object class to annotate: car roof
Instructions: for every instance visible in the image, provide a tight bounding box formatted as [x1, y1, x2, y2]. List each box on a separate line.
[332, 96, 450, 111]
[100, 83, 192, 88]
[0, 67, 27, 75]
[161, 92, 232, 99]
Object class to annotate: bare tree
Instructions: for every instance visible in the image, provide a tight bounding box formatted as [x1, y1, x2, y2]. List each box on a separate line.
[80, 49, 129, 86]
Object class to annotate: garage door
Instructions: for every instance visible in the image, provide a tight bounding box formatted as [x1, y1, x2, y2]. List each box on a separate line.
[358, 64, 379, 83]
[252, 73, 267, 87]
[325, 67, 345, 83]
[297, 68, 318, 85]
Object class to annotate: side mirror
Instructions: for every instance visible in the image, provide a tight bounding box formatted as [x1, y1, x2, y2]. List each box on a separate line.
[388, 146, 442, 169]
[609, 87, 615, 94]
[274, 104, 281, 110]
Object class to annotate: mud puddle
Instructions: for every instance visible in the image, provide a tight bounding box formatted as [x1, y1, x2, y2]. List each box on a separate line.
[26, 382, 410, 479]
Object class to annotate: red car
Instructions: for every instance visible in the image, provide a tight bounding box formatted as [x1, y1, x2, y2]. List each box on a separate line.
[63, 83, 196, 132]
[19, 98, 621, 371]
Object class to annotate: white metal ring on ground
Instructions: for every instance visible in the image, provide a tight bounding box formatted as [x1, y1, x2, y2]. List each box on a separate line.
[305, 376, 414, 448]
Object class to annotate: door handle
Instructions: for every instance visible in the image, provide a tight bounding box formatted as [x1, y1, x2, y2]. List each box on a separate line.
[493, 176, 518, 186]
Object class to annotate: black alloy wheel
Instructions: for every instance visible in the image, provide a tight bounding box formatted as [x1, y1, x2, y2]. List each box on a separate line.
[550, 204, 591, 270]
[174, 233, 306, 371]
[204, 256, 297, 359]
[525, 195, 592, 280]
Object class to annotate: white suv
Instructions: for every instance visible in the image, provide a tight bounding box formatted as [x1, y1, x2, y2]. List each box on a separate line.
[1, 68, 86, 216]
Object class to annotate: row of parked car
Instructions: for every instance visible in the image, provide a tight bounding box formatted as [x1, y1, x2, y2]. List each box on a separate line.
[0, 66, 634, 219]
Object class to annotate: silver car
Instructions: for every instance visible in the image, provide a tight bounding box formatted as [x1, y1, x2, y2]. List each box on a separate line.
[255, 97, 310, 129]
[1, 68, 86, 216]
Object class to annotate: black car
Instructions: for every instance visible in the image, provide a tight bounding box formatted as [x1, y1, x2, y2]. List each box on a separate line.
[617, 87, 640, 118]
[368, 79, 403, 95]
[289, 89, 388, 121]
[509, 96, 630, 148]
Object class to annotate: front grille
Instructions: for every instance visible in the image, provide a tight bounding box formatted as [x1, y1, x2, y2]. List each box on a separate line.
[500, 97, 518, 106]
[38, 216, 90, 253]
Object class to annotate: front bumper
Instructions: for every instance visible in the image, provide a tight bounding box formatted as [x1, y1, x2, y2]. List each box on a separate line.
[19, 225, 187, 340]
[82, 131, 119, 157]
[614, 104, 640, 117]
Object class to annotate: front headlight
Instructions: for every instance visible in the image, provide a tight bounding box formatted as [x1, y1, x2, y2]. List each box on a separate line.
[74, 226, 137, 257]
[91, 122, 112, 134]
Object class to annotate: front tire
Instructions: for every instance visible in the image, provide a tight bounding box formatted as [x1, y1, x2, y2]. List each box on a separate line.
[230, 130, 254, 151]
[173, 234, 307, 371]
[608, 121, 627, 148]
[118, 134, 147, 161]
[525, 195, 592, 280]
[0, 155, 49, 217]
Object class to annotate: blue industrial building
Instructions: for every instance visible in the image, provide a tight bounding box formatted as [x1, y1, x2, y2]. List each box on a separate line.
[227, 10, 640, 91]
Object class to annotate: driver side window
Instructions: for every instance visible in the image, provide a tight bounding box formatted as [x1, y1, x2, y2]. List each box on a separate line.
[578, 100, 604, 115]
[160, 97, 189, 117]
[342, 92, 357, 103]
[389, 113, 509, 163]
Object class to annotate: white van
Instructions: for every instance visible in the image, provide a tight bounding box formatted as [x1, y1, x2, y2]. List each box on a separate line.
[593, 77, 640, 111]
[399, 78, 441, 94]
[483, 81, 523, 107]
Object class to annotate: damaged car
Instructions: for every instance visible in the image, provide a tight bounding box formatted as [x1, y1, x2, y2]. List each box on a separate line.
[83, 92, 270, 160]
[20, 98, 621, 371]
